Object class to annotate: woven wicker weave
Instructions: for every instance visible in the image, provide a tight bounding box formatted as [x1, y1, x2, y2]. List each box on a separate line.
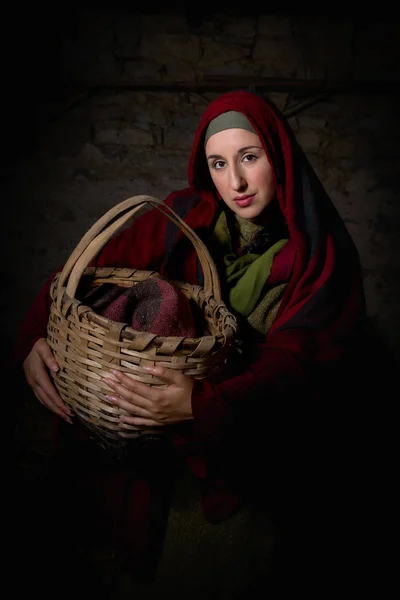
[47, 195, 238, 446]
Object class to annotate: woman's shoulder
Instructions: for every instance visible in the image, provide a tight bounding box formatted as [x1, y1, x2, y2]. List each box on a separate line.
[163, 188, 210, 212]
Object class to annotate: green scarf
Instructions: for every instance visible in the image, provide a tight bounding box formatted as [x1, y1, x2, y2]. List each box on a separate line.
[212, 210, 289, 332]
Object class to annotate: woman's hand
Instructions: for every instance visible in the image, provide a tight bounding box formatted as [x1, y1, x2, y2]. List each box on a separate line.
[103, 366, 194, 429]
[22, 338, 73, 424]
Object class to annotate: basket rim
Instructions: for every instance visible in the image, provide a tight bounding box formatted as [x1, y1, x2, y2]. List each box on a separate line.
[49, 268, 238, 348]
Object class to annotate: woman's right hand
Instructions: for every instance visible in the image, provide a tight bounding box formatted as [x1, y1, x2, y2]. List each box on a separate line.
[23, 338, 73, 424]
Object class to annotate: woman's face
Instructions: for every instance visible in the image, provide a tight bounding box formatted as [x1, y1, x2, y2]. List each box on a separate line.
[205, 128, 276, 221]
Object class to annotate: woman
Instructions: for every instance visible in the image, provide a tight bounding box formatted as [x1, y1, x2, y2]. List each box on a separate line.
[15, 90, 367, 596]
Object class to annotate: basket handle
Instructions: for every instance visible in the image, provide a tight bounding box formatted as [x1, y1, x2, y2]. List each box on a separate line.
[57, 195, 221, 304]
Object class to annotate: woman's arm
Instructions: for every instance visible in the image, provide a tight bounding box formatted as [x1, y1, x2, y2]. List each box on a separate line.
[191, 334, 310, 443]
[170, 326, 324, 489]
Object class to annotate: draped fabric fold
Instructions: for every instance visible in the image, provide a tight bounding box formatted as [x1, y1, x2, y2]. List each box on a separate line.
[212, 209, 289, 320]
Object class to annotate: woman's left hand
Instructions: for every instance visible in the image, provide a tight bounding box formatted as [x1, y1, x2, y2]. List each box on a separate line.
[103, 366, 194, 428]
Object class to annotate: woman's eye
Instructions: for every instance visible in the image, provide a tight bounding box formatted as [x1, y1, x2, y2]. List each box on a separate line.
[213, 160, 225, 170]
[243, 154, 256, 163]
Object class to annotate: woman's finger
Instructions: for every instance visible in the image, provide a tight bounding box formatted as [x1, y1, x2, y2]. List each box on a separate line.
[36, 338, 60, 372]
[41, 379, 70, 412]
[106, 393, 154, 418]
[103, 374, 156, 404]
[120, 415, 162, 428]
[110, 369, 163, 397]
[118, 420, 141, 431]
[33, 389, 73, 423]
[33, 372, 72, 416]
[143, 365, 188, 385]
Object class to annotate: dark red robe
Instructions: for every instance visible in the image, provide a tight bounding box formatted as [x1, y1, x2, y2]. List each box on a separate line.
[14, 91, 367, 562]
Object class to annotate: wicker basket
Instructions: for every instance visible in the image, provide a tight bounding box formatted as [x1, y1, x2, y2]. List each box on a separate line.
[47, 195, 238, 446]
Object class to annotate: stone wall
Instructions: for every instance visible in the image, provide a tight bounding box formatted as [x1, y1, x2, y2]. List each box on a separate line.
[54, 12, 400, 85]
[3, 11, 400, 362]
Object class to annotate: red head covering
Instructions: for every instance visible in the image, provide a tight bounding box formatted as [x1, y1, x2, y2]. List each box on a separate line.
[185, 90, 366, 363]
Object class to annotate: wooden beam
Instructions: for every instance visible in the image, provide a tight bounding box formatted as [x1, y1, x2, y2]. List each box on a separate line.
[82, 79, 321, 94]
[48, 77, 399, 123]
[77, 78, 400, 94]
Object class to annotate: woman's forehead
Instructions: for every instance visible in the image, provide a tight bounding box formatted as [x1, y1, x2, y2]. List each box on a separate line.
[205, 128, 263, 156]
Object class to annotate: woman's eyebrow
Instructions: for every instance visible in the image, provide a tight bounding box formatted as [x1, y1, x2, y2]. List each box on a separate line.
[206, 145, 263, 160]
[237, 145, 264, 153]
[206, 153, 224, 160]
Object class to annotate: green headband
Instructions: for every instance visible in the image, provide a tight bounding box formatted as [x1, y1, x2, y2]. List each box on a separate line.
[204, 111, 256, 145]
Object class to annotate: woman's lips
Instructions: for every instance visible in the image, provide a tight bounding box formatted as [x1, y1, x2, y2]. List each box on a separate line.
[234, 194, 255, 207]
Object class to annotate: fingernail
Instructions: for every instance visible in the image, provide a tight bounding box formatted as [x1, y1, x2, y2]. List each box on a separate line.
[106, 395, 118, 402]
[51, 365, 59, 372]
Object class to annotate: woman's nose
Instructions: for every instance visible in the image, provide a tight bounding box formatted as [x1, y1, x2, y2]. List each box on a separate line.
[229, 166, 246, 191]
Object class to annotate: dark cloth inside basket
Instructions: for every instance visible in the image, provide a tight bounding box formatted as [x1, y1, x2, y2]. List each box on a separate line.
[83, 278, 199, 338]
